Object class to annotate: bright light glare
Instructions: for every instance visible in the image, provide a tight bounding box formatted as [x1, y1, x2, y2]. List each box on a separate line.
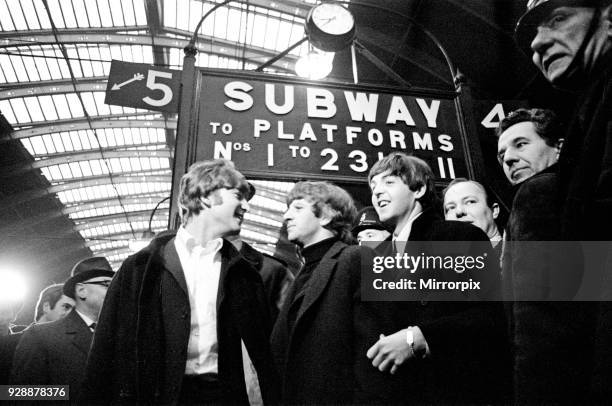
[0, 268, 27, 304]
[295, 51, 334, 80]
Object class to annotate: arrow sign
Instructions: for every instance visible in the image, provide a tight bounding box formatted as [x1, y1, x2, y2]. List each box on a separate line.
[105, 60, 180, 113]
[111, 73, 145, 90]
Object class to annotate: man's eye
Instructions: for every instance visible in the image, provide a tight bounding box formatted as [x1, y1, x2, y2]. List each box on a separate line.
[466, 199, 477, 205]
[548, 13, 567, 28]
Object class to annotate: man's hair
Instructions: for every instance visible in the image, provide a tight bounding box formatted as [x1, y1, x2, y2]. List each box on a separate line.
[286, 181, 357, 244]
[496, 108, 564, 147]
[178, 159, 250, 225]
[443, 178, 497, 207]
[368, 152, 439, 210]
[34, 283, 64, 321]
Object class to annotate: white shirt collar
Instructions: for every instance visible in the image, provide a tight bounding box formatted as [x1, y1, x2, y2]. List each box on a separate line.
[75, 309, 95, 327]
[393, 208, 424, 242]
[176, 226, 223, 256]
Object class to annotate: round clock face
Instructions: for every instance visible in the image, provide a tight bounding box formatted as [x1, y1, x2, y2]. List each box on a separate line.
[311, 3, 355, 36]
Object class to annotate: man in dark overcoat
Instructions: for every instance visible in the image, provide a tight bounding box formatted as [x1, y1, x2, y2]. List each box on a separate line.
[358, 152, 509, 404]
[497, 108, 596, 404]
[270, 181, 375, 404]
[10, 257, 114, 400]
[79, 160, 278, 405]
[516, 2, 612, 398]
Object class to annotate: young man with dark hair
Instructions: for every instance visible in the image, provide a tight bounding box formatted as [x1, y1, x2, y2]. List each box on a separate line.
[358, 152, 508, 404]
[496, 108, 564, 186]
[34, 283, 74, 324]
[80, 159, 278, 405]
[271, 181, 375, 404]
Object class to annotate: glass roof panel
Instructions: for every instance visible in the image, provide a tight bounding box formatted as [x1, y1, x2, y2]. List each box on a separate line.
[110, 0, 126, 27]
[59, 0, 79, 29]
[85, 0, 102, 28]
[134, 0, 147, 25]
[163, 0, 177, 28]
[0, 0, 15, 31]
[52, 94, 72, 119]
[98, 0, 114, 27]
[47, 0, 66, 29]
[121, 0, 137, 26]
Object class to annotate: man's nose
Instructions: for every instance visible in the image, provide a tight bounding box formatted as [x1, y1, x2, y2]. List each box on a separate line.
[282, 209, 291, 220]
[530, 26, 552, 56]
[240, 198, 249, 212]
[455, 205, 467, 217]
[503, 149, 519, 167]
[371, 182, 383, 197]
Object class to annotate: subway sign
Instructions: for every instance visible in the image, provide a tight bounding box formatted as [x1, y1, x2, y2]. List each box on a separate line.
[195, 69, 473, 183]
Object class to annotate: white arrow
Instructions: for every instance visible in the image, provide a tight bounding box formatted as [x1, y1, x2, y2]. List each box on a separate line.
[111, 73, 145, 90]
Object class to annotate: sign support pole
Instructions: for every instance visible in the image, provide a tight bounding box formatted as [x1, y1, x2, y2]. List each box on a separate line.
[169, 46, 197, 229]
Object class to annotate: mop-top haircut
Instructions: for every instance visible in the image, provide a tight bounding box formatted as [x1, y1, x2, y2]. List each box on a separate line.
[178, 159, 252, 225]
[368, 152, 439, 210]
[287, 181, 357, 244]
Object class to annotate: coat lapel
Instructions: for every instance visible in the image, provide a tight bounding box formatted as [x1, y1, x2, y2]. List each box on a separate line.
[162, 238, 188, 295]
[293, 241, 345, 328]
[64, 310, 93, 355]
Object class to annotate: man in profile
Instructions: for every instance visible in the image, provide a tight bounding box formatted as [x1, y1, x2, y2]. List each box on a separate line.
[80, 160, 278, 405]
[34, 283, 74, 324]
[516, 1, 612, 398]
[10, 257, 114, 399]
[497, 107, 593, 404]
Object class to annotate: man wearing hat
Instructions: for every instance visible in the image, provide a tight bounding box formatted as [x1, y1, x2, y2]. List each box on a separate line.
[80, 160, 279, 405]
[10, 257, 114, 399]
[516, 0, 612, 400]
[352, 206, 391, 246]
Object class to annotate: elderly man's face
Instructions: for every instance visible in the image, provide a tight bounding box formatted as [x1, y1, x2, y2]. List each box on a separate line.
[530, 7, 596, 85]
[497, 121, 560, 185]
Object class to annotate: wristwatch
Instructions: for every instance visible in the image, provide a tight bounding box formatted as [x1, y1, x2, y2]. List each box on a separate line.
[406, 327, 426, 359]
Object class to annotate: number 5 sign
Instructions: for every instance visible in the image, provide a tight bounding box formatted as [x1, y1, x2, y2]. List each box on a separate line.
[105, 60, 180, 113]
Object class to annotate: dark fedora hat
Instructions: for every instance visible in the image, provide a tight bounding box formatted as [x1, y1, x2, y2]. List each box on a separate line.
[63, 256, 115, 299]
[352, 206, 387, 234]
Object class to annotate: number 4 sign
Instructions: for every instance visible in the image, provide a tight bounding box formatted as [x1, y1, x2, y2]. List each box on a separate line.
[105, 60, 180, 113]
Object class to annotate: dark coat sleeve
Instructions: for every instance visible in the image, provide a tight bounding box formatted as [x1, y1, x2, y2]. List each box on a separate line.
[79, 256, 134, 405]
[507, 173, 596, 404]
[9, 326, 49, 385]
[259, 254, 294, 322]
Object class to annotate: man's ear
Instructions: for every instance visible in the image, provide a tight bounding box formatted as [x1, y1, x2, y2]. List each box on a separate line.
[491, 202, 500, 220]
[413, 184, 426, 199]
[75, 284, 87, 301]
[42, 302, 51, 314]
[200, 196, 211, 209]
[318, 205, 333, 227]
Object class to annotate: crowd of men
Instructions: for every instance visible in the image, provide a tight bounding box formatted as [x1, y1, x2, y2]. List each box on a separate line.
[0, 0, 611, 404]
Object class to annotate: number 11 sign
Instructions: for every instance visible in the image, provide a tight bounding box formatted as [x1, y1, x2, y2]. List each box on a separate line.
[105, 60, 180, 113]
